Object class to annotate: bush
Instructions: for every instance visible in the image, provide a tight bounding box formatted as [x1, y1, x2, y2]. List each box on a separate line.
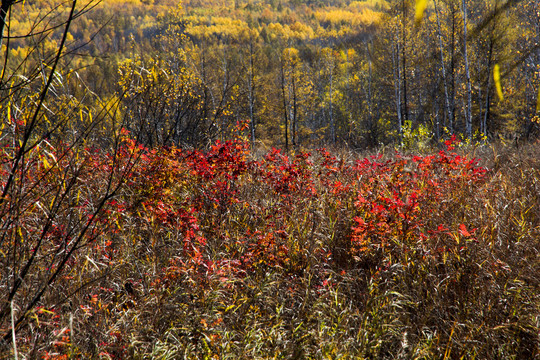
[1, 133, 538, 358]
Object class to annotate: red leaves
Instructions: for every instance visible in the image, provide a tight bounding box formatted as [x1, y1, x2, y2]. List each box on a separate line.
[350, 144, 487, 259]
[1, 129, 490, 306]
[259, 148, 316, 197]
[458, 223, 475, 238]
[0, 128, 500, 358]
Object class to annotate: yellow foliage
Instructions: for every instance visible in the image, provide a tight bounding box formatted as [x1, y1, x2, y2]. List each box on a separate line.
[185, 16, 251, 41]
[289, 21, 314, 40]
[355, 8, 381, 25]
[267, 22, 287, 42]
[493, 64, 504, 101]
[283, 47, 300, 63]
[315, 8, 381, 28]
[415, 0, 428, 24]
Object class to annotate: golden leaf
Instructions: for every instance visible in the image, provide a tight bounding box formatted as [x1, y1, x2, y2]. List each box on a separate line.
[493, 64, 504, 101]
[415, 0, 428, 24]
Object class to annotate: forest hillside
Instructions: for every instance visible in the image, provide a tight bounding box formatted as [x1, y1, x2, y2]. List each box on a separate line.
[4, 0, 540, 148]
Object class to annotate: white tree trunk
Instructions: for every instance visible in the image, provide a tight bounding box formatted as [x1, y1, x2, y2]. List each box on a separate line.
[462, 0, 473, 139]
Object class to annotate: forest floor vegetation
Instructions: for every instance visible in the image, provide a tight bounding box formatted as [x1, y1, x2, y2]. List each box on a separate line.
[1, 134, 539, 359]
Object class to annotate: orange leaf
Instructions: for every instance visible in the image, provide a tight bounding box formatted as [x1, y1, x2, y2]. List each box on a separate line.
[459, 224, 471, 237]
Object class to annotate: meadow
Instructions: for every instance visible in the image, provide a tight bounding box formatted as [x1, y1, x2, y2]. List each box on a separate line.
[1, 128, 538, 359]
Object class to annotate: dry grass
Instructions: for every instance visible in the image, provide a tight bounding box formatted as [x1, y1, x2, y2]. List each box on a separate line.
[1, 139, 539, 359]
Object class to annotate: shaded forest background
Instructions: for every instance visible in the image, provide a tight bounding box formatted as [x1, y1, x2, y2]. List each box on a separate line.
[4, 0, 540, 150]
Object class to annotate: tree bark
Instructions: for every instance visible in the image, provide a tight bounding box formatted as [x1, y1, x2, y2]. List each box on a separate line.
[401, 0, 409, 124]
[434, 0, 452, 134]
[280, 55, 289, 151]
[0, 0, 14, 49]
[329, 64, 334, 144]
[248, 40, 256, 147]
[462, 0, 473, 139]
[450, 5, 457, 133]
[482, 37, 494, 136]
[392, 20, 403, 141]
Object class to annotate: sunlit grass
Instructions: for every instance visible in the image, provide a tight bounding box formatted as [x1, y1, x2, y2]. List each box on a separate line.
[2, 136, 539, 358]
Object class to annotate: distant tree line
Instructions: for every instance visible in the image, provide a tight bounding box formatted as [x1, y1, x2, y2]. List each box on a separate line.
[3, 0, 539, 149]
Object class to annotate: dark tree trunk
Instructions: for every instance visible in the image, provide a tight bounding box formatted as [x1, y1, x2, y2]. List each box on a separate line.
[0, 0, 14, 48]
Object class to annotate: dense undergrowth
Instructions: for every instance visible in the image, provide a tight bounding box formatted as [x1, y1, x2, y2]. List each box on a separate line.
[1, 132, 539, 359]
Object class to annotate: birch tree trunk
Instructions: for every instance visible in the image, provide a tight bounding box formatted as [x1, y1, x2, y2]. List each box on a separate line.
[462, 0, 473, 139]
[450, 5, 457, 133]
[291, 71, 297, 148]
[434, 0, 452, 133]
[482, 39, 493, 136]
[248, 40, 256, 147]
[392, 22, 403, 143]
[329, 66, 334, 145]
[322, 50, 336, 145]
[280, 55, 289, 151]
[401, 0, 409, 124]
[366, 41, 373, 136]
[392, 21, 403, 141]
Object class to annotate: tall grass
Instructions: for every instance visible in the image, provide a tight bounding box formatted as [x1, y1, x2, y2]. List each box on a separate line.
[1, 136, 539, 359]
